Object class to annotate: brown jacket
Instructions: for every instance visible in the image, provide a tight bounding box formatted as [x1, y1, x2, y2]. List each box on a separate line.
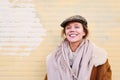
[44, 60, 112, 80]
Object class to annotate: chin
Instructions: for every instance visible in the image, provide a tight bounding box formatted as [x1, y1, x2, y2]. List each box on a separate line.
[68, 40, 79, 43]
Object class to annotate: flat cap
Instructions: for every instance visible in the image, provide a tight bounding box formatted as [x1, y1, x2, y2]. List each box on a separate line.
[60, 15, 87, 28]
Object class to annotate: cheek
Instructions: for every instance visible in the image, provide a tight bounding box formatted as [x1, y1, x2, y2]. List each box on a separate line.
[65, 30, 68, 35]
[78, 30, 86, 37]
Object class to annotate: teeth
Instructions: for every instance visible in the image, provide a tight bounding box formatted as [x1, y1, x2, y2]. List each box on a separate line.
[70, 34, 76, 37]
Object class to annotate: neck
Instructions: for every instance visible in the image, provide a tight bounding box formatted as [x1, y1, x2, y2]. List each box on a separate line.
[69, 40, 83, 52]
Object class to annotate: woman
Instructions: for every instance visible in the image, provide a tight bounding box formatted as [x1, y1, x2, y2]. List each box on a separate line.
[45, 15, 112, 80]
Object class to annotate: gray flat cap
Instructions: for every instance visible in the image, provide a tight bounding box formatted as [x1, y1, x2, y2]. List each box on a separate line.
[60, 15, 87, 28]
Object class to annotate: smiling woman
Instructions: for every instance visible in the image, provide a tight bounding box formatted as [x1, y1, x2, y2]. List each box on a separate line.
[45, 15, 112, 80]
[64, 22, 86, 52]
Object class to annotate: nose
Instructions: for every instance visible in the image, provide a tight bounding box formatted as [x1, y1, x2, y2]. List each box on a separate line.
[69, 26, 76, 31]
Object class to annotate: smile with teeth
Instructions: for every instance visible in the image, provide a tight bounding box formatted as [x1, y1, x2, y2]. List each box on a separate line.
[69, 34, 77, 37]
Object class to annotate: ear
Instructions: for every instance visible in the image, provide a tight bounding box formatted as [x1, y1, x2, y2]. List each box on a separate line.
[83, 31, 86, 36]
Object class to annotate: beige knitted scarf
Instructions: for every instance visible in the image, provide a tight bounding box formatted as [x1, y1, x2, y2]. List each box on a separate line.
[46, 39, 107, 80]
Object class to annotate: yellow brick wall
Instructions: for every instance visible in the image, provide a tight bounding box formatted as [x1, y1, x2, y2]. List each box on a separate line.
[0, 0, 120, 80]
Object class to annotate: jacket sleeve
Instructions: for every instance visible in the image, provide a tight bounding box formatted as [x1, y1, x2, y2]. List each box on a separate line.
[96, 59, 112, 80]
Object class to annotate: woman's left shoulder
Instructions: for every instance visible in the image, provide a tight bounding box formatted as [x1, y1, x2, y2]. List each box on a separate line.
[92, 43, 108, 67]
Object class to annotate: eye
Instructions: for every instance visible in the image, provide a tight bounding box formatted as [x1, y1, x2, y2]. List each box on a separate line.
[66, 26, 71, 29]
[74, 26, 80, 28]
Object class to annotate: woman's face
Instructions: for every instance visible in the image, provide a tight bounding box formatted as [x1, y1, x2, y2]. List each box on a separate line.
[65, 22, 85, 43]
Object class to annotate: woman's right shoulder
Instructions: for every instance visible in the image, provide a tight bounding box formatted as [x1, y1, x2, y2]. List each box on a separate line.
[46, 53, 53, 62]
[46, 47, 59, 61]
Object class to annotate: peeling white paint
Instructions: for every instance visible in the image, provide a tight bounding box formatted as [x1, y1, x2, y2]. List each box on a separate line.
[0, 0, 46, 56]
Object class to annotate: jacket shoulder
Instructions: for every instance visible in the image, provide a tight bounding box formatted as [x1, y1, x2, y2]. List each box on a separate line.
[91, 60, 112, 80]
